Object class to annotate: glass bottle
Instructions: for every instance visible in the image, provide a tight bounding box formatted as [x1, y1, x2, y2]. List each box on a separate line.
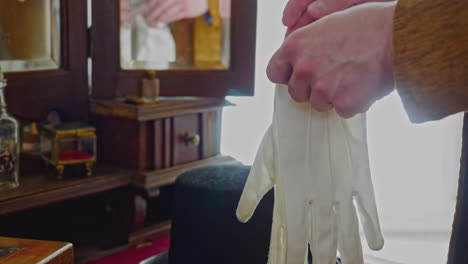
[0, 66, 19, 191]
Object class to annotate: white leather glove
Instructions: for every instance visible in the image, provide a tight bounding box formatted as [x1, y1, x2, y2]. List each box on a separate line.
[236, 84, 384, 264]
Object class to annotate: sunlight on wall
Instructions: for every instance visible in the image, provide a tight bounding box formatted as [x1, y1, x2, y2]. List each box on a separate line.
[364, 93, 463, 264]
[220, 0, 285, 164]
[220, 2, 464, 263]
[368, 92, 462, 232]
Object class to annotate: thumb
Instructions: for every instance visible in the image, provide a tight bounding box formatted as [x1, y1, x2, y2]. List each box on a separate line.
[307, 0, 352, 18]
[236, 126, 276, 223]
[285, 12, 315, 37]
[307, 0, 394, 18]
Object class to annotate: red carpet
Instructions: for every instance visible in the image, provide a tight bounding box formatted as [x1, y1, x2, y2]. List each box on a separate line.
[86, 236, 170, 264]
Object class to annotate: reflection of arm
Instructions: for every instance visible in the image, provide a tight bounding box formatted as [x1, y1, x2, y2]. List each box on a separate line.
[120, 0, 147, 25]
[193, 0, 225, 66]
[393, 0, 468, 123]
[219, 0, 230, 19]
[145, 0, 208, 26]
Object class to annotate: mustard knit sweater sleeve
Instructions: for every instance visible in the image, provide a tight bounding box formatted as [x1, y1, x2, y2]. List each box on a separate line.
[393, 0, 468, 123]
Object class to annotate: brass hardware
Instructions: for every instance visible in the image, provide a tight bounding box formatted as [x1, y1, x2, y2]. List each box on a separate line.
[56, 165, 64, 180]
[147, 70, 157, 79]
[85, 162, 94, 177]
[90, 103, 135, 119]
[142, 71, 160, 103]
[183, 133, 200, 148]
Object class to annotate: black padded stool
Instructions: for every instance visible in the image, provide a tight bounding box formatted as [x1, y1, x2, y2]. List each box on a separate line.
[142, 165, 340, 264]
[168, 165, 274, 264]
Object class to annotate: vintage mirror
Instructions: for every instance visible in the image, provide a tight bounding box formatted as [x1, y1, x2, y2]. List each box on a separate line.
[0, 0, 61, 72]
[0, 0, 88, 121]
[91, 0, 256, 98]
[119, 0, 231, 71]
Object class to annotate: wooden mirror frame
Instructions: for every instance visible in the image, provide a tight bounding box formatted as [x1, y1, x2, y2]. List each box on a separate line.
[3, 0, 88, 121]
[91, 0, 257, 99]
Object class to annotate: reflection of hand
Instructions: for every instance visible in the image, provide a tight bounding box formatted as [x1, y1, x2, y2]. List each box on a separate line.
[120, 0, 131, 23]
[267, 2, 396, 118]
[283, 0, 395, 36]
[219, 0, 231, 19]
[120, 0, 147, 25]
[144, 0, 208, 26]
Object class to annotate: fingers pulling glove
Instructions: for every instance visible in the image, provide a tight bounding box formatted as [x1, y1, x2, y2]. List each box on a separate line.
[237, 84, 384, 264]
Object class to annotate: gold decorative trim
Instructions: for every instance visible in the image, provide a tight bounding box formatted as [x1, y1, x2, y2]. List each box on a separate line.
[90, 103, 136, 119]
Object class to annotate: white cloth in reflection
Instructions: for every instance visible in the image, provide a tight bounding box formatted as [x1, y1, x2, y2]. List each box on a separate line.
[236, 84, 384, 264]
[121, 14, 175, 69]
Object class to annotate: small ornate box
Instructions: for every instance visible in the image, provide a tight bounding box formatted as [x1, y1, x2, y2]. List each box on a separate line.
[40, 122, 97, 179]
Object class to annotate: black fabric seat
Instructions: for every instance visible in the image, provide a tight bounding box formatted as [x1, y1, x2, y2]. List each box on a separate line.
[142, 165, 341, 264]
[168, 165, 274, 264]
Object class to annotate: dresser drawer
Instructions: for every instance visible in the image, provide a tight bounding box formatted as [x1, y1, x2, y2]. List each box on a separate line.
[172, 114, 201, 166]
[90, 97, 226, 172]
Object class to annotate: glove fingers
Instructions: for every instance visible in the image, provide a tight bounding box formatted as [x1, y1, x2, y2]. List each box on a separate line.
[354, 193, 384, 250]
[283, 200, 309, 264]
[309, 203, 338, 264]
[342, 114, 384, 250]
[236, 126, 276, 223]
[268, 220, 286, 264]
[336, 201, 364, 264]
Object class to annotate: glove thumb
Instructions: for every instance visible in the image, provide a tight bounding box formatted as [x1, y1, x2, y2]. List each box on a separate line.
[236, 126, 276, 223]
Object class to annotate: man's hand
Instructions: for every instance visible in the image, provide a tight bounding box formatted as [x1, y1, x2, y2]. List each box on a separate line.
[283, 0, 394, 35]
[144, 0, 208, 26]
[121, 0, 146, 25]
[219, 0, 231, 19]
[268, 2, 396, 118]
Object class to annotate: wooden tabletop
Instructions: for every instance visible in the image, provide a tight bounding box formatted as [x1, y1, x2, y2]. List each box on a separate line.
[0, 164, 133, 216]
[0, 237, 73, 264]
[91, 96, 232, 121]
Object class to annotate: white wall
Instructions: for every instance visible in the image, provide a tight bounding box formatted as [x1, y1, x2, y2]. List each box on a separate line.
[363, 93, 463, 264]
[220, 0, 286, 164]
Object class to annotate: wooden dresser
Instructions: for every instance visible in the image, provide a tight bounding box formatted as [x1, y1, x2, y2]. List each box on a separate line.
[0, 0, 257, 262]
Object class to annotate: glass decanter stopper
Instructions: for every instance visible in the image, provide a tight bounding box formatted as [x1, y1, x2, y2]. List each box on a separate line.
[0, 66, 19, 191]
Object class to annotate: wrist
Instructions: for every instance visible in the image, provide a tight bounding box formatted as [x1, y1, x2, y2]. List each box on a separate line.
[382, 2, 396, 78]
[381, 1, 397, 94]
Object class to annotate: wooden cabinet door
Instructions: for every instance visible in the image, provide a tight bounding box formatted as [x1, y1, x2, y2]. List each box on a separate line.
[3, 0, 88, 122]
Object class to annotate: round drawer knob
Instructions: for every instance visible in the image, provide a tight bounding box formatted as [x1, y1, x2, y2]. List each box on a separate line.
[183, 133, 200, 148]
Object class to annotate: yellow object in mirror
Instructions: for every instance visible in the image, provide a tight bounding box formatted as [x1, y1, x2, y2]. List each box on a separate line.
[120, 0, 230, 71]
[0, 0, 61, 72]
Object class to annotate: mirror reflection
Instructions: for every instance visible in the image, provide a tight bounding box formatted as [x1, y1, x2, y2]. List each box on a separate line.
[0, 0, 61, 72]
[120, 0, 231, 70]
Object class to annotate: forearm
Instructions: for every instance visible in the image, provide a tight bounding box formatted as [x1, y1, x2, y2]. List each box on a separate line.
[393, 0, 468, 123]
